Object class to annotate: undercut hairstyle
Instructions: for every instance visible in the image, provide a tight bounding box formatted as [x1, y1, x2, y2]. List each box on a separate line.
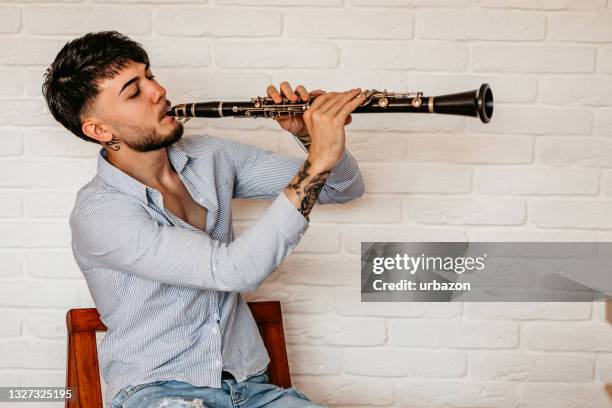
[42, 31, 150, 144]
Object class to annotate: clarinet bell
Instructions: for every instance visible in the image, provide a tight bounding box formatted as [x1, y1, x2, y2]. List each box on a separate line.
[432, 83, 494, 123]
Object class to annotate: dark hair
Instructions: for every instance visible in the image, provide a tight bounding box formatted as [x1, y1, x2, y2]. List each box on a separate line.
[42, 31, 150, 144]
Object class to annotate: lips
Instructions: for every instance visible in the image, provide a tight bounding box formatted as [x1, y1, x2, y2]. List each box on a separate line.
[159, 100, 172, 120]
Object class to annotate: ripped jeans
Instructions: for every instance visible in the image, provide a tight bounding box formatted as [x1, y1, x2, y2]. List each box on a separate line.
[109, 372, 327, 408]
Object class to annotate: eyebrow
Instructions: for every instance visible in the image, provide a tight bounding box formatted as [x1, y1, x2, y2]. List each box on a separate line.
[119, 62, 150, 96]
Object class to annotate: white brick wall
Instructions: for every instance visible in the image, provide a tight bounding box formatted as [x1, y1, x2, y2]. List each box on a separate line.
[0, 1, 611, 407]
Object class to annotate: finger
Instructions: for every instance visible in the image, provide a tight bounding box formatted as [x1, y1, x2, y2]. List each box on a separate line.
[274, 115, 291, 127]
[317, 91, 345, 114]
[321, 89, 361, 115]
[345, 114, 352, 125]
[295, 85, 309, 102]
[276, 115, 303, 135]
[266, 85, 283, 104]
[318, 92, 345, 113]
[308, 89, 325, 102]
[307, 91, 334, 111]
[280, 81, 298, 102]
[326, 88, 363, 116]
[337, 90, 366, 119]
[305, 90, 326, 106]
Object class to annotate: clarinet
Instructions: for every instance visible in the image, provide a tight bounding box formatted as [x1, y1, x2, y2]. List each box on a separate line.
[166, 83, 493, 124]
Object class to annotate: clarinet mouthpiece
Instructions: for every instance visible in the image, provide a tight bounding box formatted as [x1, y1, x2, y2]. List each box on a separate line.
[165, 106, 177, 117]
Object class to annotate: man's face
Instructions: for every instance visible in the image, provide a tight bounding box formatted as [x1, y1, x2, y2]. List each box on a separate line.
[88, 60, 183, 152]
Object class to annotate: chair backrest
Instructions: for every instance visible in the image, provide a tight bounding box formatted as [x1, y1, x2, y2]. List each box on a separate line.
[65, 301, 291, 408]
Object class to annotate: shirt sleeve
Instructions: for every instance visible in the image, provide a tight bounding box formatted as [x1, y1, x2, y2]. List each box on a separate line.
[229, 139, 365, 203]
[70, 190, 308, 292]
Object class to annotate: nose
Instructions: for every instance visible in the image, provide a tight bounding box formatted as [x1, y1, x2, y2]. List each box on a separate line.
[149, 80, 167, 104]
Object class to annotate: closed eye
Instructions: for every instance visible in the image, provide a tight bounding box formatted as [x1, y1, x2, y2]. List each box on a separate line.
[128, 76, 156, 100]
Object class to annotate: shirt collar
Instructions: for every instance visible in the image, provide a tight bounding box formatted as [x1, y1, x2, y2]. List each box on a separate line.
[96, 142, 193, 204]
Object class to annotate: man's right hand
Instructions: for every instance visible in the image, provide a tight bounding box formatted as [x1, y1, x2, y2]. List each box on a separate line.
[303, 88, 365, 173]
[283, 88, 365, 221]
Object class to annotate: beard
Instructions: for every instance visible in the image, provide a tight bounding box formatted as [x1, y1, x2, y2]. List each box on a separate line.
[115, 120, 184, 153]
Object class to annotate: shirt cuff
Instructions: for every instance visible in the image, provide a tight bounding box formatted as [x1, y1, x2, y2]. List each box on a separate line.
[265, 191, 309, 245]
[329, 148, 351, 180]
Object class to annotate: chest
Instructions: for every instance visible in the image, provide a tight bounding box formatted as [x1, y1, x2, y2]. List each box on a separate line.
[161, 181, 208, 231]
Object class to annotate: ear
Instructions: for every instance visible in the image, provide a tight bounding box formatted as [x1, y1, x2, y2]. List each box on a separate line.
[82, 119, 114, 144]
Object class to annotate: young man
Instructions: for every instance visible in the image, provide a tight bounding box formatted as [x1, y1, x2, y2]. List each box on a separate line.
[43, 31, 365, 408]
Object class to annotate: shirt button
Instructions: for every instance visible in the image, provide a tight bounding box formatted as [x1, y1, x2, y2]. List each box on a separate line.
[198, 197, 205, 204]
[215, 361, 221, 368]
[211, 327, 218, 335]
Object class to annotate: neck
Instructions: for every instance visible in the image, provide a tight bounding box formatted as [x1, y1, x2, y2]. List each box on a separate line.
[105, 146, 175, 191]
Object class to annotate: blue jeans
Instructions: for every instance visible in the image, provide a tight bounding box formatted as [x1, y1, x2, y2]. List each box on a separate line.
[109, 372, 327, 408]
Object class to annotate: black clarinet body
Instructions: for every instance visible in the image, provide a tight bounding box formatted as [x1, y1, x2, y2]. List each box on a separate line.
[166, 83, 493, 124]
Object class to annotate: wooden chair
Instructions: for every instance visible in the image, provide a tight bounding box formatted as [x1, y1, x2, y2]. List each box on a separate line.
[607, 299, 611, 400]
[65, 301, 291, 408]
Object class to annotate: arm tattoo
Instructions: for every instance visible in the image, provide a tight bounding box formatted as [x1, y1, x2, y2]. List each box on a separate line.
[287, 159, 330, 221]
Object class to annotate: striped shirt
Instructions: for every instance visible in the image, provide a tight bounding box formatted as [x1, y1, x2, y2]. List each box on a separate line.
[69, 134, 364, 405]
